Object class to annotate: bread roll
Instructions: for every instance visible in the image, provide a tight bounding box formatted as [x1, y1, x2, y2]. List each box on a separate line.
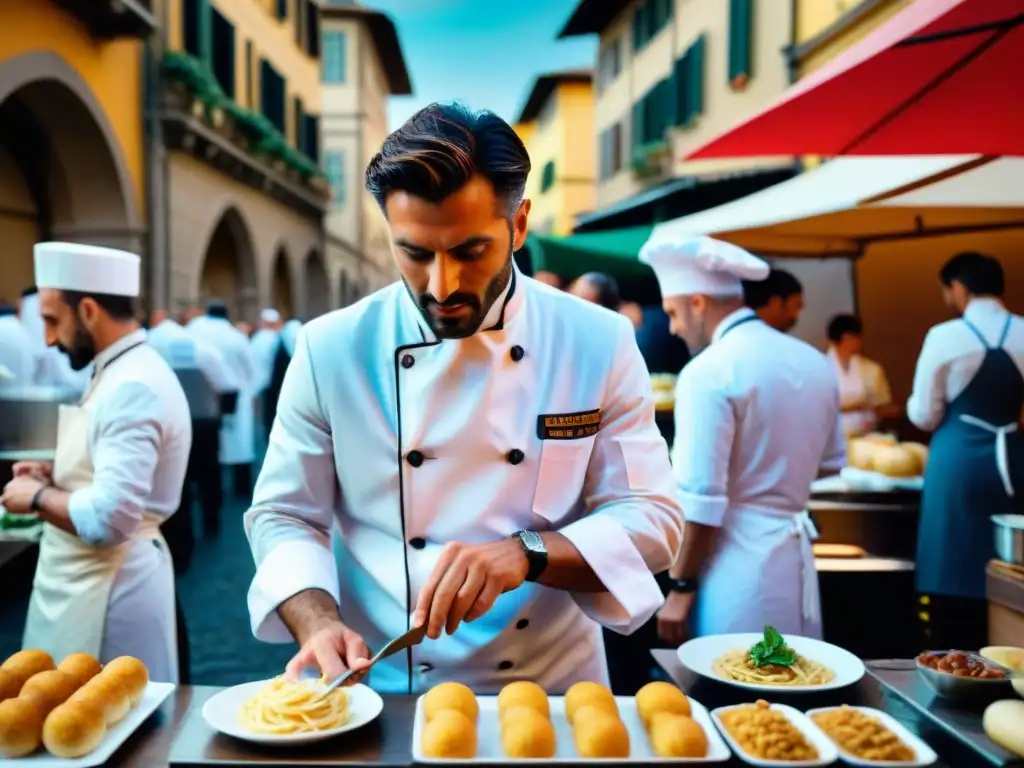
[42, 700, 107, 759]
[564, 681, 617, 725]
[58, 653, 102, 687]
[19, 670, 81, 715]
[635, 681, 691, 729]
[101, 657, 149, 706]
[0, 670, 21, 702]
[0, 650, 55, 692]
[846, 439, 876, 470]
[422, 681, 478, 723]
[872, 445, 920, 478]
[649, 713, 708, 758]
[0, 697, 44, 757]
[68, 673, 130, 726]
[901, 442, 929, 473]
[501, 706, 556, 758]
[864, 432, 897, 445]
[572, 710, 630, 758]
[420, 709, 476, 759]
[983, 700, 1024, 757]
[497, 681, 549, 721]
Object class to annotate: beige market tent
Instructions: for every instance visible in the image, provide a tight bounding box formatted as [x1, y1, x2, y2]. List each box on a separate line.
[650, 155, 1024, 256]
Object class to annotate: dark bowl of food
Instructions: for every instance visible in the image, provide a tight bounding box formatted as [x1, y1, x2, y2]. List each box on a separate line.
[916, 650, 1018, 702]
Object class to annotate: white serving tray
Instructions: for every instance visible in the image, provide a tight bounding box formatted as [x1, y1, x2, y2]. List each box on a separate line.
[805, 706, 937, 767]
[711, 703, 839, 767]
[839, 467, 923, 492]
[412, 693, 731, 763]
[1, 681, 175, 767]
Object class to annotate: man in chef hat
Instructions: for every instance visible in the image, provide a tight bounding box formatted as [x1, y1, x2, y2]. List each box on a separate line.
[0, 243, 192, 683]
[640, 235, 846, 642]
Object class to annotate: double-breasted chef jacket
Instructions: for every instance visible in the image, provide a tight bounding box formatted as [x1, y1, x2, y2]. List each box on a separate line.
[827, 348, 892, 437]
[245, 266, 684, 694]
[23, 330, 192, 683]
[674, 308, 846, 640]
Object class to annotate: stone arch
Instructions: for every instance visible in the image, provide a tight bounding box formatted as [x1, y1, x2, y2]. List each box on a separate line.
[304, 249, 330, 317]
[198, 205, 258, 323]
[0, 51, 139, 304]
[271, 245, 295, 319]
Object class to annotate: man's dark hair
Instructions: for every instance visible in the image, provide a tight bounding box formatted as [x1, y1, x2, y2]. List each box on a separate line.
[21, 286, 37, 298]
[206, 300, 229, 320]
[579, 272, 621, 311]
[60, 291, 136, 321]
[365, 102, 531, 219]
[743, 268, 803, 309]
[939, 251, 1004, 296]
[827, 313, 863, 343]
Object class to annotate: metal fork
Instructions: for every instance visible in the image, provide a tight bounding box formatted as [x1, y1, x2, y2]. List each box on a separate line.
[317, 624, 427, 699]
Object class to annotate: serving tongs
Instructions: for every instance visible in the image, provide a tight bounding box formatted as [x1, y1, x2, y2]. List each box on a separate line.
[316, 624, 427, 699]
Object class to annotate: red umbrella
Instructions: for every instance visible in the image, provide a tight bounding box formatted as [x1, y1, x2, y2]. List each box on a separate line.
[686, 0, 1024, 159]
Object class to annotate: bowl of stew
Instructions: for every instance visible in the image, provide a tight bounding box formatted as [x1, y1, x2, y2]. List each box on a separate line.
[916, 650, 1018, 702]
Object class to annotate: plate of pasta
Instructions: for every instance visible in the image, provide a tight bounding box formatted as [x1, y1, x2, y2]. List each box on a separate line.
[201, 677, 384, 745]
[677, 626, 865, 692]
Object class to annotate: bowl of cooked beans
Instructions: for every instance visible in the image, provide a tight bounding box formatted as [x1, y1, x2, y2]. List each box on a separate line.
[712, 699, 838, 766]
[807, 705, 937, 766]
[916, 650, 1018, 702]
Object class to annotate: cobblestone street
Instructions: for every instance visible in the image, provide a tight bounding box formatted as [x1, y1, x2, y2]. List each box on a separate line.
[0, 491, 293, 686]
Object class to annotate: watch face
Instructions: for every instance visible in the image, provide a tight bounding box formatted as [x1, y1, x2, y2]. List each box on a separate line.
[519, 530, 544, 552]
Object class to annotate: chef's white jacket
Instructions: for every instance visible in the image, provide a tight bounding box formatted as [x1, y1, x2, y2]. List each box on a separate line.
[827, 348, 892, 437]
[674, 308, 845, 638]
[0, 314, 36, 386]
[907, 297, 1024, 431]
[148, 320, 237, 395]
[245, 269, 682, 693]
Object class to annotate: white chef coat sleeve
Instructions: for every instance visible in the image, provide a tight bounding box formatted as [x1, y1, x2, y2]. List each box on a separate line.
[197, 343, 237, 393]
[865, 359, 893, 408]
[244, 328, 340, 643]
[67, 381, 165, 547]
[558, 317, 683, 635]
[906, 327, 948, 431]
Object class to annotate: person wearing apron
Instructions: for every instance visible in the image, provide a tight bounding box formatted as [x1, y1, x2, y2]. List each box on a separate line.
[825, 314, 897, 437]
[640, 236, 846, 644]
[0, 243, 192, 683]
[908, 251, 1023, 651]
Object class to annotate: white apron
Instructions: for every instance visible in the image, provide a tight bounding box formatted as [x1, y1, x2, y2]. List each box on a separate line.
[693, 503, 822, 639]
[23, 394, 179, 682]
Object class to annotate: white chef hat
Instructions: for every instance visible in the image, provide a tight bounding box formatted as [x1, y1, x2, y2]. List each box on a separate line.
[639, 235, 769, 299]
[260, 308, 281, 323]
[34, 242, 141, 297]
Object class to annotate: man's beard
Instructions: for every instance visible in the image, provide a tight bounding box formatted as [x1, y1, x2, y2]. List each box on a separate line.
[58, 318, 96, 371]
[410, 254, 513, 340]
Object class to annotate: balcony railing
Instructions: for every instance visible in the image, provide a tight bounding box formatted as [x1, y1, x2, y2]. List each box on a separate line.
[52, 0, 156, 39]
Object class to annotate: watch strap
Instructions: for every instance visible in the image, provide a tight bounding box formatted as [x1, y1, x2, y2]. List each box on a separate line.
[513, 531, 548, 582]
[667, 576, 698, 594]
[30, 486, 48, 513]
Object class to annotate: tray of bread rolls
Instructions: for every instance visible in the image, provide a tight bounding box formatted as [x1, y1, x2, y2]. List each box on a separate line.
[0, 649, 174, 766]
[413, 680, 731, 763]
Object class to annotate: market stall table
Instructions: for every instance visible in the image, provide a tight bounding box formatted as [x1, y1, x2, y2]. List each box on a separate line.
[77, 674, 1018, 767]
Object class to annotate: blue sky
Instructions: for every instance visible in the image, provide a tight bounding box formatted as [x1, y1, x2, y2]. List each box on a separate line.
[362, 0, 597, 130]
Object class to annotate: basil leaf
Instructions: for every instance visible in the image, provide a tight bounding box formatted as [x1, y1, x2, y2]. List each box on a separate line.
[764, 648, 797, 667]
[764, 625, 784, 651]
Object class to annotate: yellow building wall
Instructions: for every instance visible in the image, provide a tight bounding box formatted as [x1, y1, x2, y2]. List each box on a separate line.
[0, 2, 145, 211]
[164, 0, 321, 145]
[796, 0, 910, 75]
[518, 82, 596, 236]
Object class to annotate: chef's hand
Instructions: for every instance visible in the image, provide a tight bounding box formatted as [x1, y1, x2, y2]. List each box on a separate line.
[284, 619, 372, 684]
[1, 476, 44, 515]
[12, 461, 52, 484]
[412, 539, 529, 640]
[656, 591, 695, 646]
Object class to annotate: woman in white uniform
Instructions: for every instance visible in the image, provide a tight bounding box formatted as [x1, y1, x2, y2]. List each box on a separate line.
[0, 243, 192, 683]
[826, 314, 898, 437]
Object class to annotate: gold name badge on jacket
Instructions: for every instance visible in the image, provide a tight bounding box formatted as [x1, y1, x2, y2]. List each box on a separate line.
[536, 409, 602, 440]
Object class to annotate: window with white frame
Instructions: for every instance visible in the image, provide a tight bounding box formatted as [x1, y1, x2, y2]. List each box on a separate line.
[322, 31, 346, 83]
[324, 150, 345, 206]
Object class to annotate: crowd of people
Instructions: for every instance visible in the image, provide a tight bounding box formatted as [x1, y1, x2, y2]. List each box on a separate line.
[0, 102, 1020, 698]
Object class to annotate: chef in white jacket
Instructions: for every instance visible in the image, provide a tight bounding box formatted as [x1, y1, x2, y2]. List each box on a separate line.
[245, 102, 682, 694]
[0, 302, 35, 386]
[640, 236, 845, 643]
[825, 313, 897, 437]
[188, 301, 256, 494]
[250, 308, 283, 394]
[0, 243, 191, 682]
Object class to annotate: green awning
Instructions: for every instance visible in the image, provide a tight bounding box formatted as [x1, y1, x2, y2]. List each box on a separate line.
[525, 225, 655, 282]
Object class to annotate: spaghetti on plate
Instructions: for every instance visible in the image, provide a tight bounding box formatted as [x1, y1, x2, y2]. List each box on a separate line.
[237, 677, 351, 735]
[713, 626, 835, 687]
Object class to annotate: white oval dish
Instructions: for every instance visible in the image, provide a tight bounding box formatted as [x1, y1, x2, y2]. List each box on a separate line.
[711, 702, 838, 767]
[805, 706, 937, 766]
[678, 633, 866, 693]
[202, 679, 383, 745]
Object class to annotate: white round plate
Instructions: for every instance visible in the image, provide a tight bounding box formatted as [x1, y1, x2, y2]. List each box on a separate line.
[202, 680, 384, 745]
[677, 633, 866, 692]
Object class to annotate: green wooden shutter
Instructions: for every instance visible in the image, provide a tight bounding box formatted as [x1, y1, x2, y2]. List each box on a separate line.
[728, 0, 753, 84]
[632, 4, 645, 50]
[660, 76, 675, 139]
[632, 99, 646, 151]
[198, 0, 212, 63]
[672, 56, 687, 126]
[687, 35, 706, 122]
[541, 161, 556, 193]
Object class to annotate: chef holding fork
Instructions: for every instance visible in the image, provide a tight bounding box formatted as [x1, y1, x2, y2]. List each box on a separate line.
[244, 102, 683, 694]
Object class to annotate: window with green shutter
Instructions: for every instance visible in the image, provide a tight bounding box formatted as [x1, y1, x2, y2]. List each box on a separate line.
[540, 161, 556, 193]
[632, 0, 673, 52]
[673, 35, 706, 128]
[728, 0, 753, 89]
